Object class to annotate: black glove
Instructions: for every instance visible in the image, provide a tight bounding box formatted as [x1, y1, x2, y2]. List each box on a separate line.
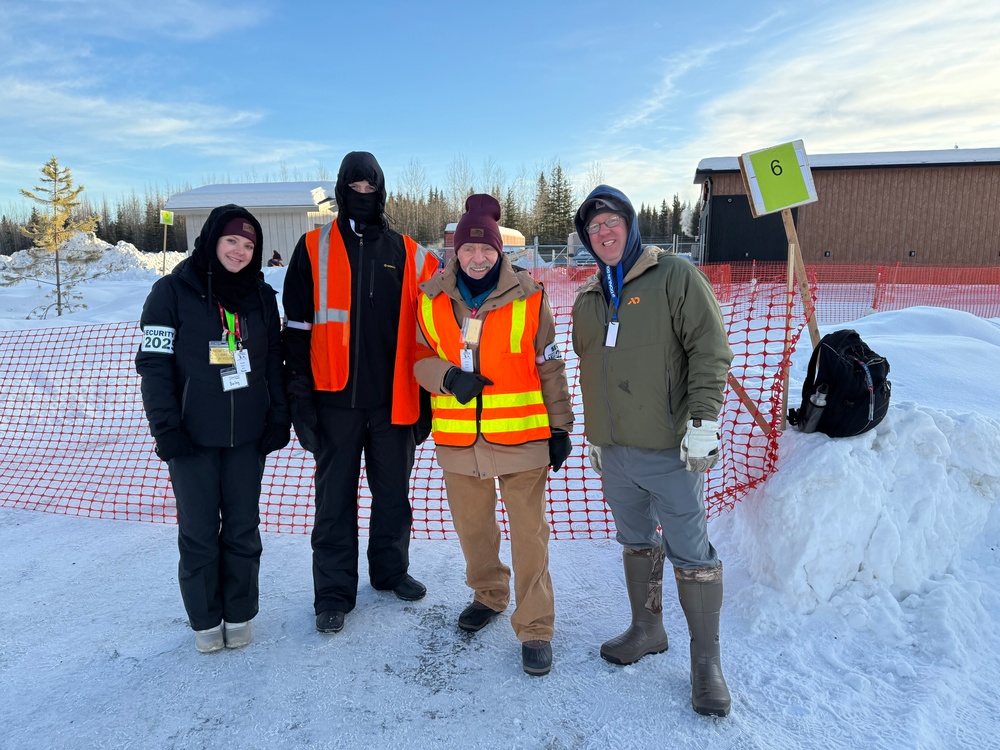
[443, 367, 493, 405]
[154, 429, 195, 462]
[548, 428, 571, 472]
[260, 422, 291, 455]
[286, 375, 320, 454]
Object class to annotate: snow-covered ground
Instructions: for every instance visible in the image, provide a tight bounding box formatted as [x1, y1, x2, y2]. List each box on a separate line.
[1, 236, 998, 749]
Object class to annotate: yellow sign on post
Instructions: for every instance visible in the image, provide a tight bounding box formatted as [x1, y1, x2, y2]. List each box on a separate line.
[738, 140, 817, 218]
[160, 210, 174, 226]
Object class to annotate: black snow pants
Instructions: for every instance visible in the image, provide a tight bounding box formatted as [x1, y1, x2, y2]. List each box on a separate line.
[311, 403, 416, 614]
[169, 441, 265, 631]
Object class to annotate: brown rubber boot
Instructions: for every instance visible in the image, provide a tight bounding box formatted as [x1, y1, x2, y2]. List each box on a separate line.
[676, 564, 731, 717]
[600, 547, 670, 665]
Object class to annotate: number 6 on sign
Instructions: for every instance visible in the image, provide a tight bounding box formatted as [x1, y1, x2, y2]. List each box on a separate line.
[738, 140, 818, 218]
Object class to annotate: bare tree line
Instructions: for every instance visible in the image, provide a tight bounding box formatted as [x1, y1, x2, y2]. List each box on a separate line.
[0, 156, 699, 256]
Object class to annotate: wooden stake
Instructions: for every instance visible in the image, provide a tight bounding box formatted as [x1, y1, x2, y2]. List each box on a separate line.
[780, 208, 820, 349]
[781, 240, 795, 430]
[161, 224, 168, 274]
[728, 372, 771, 435]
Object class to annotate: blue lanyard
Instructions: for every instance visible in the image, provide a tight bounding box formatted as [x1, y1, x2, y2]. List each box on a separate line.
[604, 264, 624, 321]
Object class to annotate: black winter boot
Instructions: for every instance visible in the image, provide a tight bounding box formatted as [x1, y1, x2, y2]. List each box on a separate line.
[676, 564, 731, 717]
[600, 547, 670, 665]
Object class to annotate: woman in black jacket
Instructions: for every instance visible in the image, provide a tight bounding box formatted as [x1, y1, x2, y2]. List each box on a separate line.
[136, 203, 290, 653]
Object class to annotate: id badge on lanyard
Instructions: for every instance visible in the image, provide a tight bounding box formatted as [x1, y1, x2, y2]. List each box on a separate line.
[216, 306, 250, 390]
[461, 316, 481, 372]
[604, 264, 623, 348]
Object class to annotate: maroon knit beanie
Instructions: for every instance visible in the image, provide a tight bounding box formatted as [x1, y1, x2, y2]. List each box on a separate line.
[221, 217, 257, 245]
[454, 194, 503, 254]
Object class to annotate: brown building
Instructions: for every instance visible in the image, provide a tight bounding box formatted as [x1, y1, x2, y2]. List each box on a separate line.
[693, 147, 1000, 265]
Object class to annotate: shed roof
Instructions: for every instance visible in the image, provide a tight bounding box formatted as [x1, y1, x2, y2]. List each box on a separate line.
[165, 181, 338, 210]
[693, 147, 1000, 182]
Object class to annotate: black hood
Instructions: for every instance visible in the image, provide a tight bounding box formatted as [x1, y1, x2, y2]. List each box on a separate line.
[335, 151, 387, 234]
[190, 203, 265, 312]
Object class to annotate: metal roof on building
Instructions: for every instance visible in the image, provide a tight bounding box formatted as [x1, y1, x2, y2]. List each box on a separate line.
[694, 147, 1000, 181]
[165, 181, 337, 210]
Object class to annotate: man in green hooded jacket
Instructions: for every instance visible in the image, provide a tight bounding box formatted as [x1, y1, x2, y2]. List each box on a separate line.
[572, 185, 734, 717]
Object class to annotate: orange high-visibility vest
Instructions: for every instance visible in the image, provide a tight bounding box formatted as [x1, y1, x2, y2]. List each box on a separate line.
[417, 289, 550, 447]
[305, 222, 438, 425]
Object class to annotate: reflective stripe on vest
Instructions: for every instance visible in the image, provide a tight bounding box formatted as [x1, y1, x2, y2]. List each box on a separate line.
[306, 223, 439, 424]
[417, 289, 550, 447]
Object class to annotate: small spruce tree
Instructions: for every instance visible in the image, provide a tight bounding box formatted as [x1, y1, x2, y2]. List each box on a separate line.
[18, 157, 97, 317]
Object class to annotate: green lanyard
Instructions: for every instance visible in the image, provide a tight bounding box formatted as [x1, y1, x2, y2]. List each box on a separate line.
[219, 306, 240, 352]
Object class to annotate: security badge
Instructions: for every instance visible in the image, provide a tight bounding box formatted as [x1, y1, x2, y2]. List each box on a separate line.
[605, 321, 620, 347]
[210, 339, 251, 391]
[460, 318, 482, 373]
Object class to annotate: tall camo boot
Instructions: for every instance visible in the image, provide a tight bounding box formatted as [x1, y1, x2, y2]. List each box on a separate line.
[600, 547, 670, 665]
[676, 564, 731, 717]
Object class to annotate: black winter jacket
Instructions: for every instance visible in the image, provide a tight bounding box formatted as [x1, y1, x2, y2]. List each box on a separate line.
[281, 216, 408, 410]
[136, 207, 288, 448]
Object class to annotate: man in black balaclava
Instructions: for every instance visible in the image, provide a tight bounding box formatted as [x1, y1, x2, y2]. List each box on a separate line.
[281, 151, 440, 635]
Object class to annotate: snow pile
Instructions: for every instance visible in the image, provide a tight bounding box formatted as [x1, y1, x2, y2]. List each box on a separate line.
[722, 406, 1000, 613]
[0, 231, 186, 284]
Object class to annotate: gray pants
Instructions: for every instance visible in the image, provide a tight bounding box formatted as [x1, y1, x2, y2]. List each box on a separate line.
[601, 444, 719, 570]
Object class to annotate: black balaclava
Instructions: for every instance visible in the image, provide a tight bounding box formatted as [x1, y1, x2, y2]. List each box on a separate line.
[190, 204, 264, 313]
[334, 151, 387, 231]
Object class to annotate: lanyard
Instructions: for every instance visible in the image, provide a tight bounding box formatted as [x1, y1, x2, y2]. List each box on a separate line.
[603, 264, 624, 321]
[218, 305, 241, 352]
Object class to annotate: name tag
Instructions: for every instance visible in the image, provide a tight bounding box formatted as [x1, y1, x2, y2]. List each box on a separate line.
[220, 367, 248, 391]
[605, 321, 620, 347]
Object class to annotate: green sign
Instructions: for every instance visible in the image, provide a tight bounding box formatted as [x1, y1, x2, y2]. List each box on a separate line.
[739, 140, 818, 217]
[160, 210, 174, 226]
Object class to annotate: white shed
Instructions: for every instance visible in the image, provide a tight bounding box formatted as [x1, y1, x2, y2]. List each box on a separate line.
[164, 182, 338, 261]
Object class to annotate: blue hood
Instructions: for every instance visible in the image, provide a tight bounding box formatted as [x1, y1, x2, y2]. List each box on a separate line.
[574, 185, 644, 286]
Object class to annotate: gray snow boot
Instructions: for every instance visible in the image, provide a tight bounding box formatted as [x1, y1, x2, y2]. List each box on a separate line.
[600, 547, 670, 665]
[676, 564, 731, 717]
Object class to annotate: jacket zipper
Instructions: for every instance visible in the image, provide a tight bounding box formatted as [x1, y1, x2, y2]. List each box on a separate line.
[350, 237, 364, 406]
[601, 294, 616, 444]
[231, 312, 242, 446]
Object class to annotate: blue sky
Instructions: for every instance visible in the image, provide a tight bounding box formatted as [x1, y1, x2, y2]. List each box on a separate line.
[1, 0, 998, 217]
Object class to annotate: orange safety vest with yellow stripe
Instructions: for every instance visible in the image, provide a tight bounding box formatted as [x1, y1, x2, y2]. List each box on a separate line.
[305, 222, 438, 425]
[417, 289, 551, 447]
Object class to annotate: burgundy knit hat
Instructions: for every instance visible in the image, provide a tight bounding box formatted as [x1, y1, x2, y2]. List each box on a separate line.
[221, 217, 257, 245]
[454, 194, 503, 254]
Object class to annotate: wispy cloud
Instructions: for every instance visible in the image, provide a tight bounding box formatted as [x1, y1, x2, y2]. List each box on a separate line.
[588, 0, 1000, 205]
[1, 0, 269, 43]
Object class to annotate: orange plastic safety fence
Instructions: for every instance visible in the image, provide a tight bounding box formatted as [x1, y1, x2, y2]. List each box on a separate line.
[2, 263, 996, 539]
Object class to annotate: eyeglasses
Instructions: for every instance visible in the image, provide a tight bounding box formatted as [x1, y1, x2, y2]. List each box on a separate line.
[586, 215, 623, 235]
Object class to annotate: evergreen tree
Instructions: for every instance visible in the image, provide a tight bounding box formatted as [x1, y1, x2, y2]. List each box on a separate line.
[687, 199, 702, 238]
[502, 186, 521, 233]
[545, 161, 575, 245]
[18, 157, 97, 317]
[670, 193, 684, 239]
[530, 171, 549, 242]
[637, 203, 652, 238]
[657, 199, 670, 242]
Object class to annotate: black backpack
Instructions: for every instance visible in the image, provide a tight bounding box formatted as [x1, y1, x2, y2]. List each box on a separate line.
[788, 329, 891, 437]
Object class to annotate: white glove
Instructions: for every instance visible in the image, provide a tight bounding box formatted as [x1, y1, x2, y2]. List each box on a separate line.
[587, 444, 603, 476]
[680, 419, 720, 473]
